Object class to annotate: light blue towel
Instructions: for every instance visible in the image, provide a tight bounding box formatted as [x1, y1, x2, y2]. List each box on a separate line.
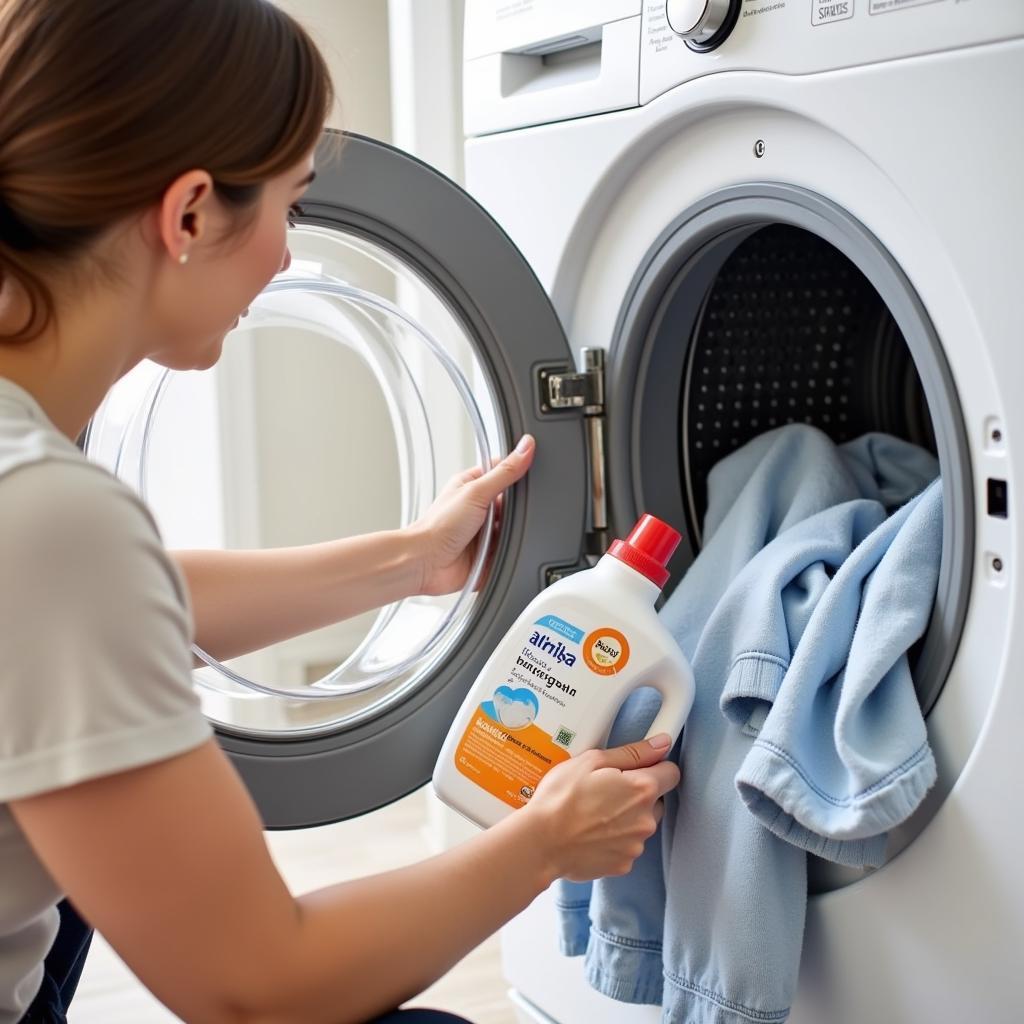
[556, 425, 942, 1024]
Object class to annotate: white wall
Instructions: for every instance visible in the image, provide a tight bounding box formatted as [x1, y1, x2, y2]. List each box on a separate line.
[388, 0, 465, 182]
[274, 0, 392, 137]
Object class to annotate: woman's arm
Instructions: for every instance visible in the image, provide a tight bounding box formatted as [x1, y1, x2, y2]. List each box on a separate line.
[11, 734, 677, 1024]
[173, 437, 534, 662]
[173, 530, 420, 662]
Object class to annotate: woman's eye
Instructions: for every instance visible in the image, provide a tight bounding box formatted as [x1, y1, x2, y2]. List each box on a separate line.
[287, 202, 305, 228]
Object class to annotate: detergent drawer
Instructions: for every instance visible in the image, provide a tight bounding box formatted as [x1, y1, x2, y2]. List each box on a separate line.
[464, 0, 641, 136]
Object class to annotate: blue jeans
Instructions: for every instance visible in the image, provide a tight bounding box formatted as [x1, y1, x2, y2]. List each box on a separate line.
[20, 899, 473, 1023]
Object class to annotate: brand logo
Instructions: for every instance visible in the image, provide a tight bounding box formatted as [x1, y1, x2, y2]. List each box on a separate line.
[528, 631, 577, 667]
[583, 627, 630, 676]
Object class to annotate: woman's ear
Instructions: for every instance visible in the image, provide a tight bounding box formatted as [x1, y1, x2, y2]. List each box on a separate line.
[158, 170, 215, 265]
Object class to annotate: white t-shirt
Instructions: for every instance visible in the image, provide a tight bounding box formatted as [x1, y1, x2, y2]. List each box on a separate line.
[0, 378, 212, 1023]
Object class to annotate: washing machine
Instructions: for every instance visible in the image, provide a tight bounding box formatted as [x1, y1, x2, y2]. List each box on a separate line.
[459, 1, 1024, 1022]
[83, 0, 1022, 1021]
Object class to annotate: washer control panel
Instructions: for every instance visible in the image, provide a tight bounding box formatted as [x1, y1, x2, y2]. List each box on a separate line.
[643, 0, 1024, 104]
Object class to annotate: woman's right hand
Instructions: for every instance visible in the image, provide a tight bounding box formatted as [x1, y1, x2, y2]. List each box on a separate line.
[523, 734, 681, 883]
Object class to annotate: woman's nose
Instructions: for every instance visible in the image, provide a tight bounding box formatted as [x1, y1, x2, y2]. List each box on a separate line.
[281, 247, 292, 273]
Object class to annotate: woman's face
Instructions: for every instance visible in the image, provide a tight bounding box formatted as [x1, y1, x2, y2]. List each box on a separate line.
[145, 152, 315, 371]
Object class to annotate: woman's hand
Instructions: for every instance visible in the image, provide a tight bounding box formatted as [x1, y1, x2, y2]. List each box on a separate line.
[409, 434, 535, 597]
[520, 734, 681, 883]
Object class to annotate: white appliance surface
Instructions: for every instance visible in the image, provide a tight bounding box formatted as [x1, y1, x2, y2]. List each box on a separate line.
[463, 0, 1024, 1021]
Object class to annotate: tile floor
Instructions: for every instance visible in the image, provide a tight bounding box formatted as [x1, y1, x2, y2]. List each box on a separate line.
[69, 789, 516, 1024]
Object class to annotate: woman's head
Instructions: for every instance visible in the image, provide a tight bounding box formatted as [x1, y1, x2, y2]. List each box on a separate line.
[0, 0, 332, 365]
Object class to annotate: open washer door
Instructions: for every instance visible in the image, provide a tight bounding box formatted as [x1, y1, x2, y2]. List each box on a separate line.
[84, 132, 588, 829]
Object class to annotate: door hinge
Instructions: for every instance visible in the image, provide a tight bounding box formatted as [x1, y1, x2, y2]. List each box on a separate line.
[539, 348, 608, 576]
[541, 349, 604, 414]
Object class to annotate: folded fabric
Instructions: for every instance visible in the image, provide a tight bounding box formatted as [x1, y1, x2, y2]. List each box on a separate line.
[556, 425, 942, 1024]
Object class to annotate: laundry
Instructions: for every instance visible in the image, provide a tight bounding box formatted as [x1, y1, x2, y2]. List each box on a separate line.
[556, 424, 943, 1024]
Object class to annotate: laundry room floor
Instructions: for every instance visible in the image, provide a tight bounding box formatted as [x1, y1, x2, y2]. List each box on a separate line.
[69, 789, 515, 1024]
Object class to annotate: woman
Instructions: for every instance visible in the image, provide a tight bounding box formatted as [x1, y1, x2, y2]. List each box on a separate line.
[0, 2, 679, 1023]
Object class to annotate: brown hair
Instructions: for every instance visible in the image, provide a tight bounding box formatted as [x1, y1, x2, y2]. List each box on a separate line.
[0, 0, 333, 342]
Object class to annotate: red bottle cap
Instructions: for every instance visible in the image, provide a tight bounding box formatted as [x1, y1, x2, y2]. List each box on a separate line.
[607, 514, 682, 589]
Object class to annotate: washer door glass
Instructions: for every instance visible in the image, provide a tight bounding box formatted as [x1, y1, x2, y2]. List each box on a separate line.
[82, 134, 587, 828]
[87, 228, 501, 738]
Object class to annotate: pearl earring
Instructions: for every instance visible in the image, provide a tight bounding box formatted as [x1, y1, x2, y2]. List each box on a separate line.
[178, 252, 189, 265]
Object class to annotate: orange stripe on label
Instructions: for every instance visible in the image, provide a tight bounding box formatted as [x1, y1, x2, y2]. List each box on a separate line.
[454, 707, 572, 809]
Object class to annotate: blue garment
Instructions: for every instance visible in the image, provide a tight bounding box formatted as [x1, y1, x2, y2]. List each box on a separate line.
[556, 426, 942, 1024]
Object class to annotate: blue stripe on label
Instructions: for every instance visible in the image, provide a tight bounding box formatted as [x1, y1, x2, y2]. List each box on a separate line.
[534, 615, 584, 645]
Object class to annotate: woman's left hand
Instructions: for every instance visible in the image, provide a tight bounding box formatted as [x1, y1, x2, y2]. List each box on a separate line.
[409, 434, 535, 597]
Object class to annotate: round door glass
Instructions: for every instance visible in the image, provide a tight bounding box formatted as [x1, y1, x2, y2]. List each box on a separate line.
[85, 225, 504, 739]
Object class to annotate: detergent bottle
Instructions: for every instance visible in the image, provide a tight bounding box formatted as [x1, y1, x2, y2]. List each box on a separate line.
[432, 513, 695, 828]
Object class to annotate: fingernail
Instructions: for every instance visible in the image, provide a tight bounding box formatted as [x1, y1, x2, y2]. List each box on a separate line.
[515, 434, 533, 454]
[648, 733, 671, 750]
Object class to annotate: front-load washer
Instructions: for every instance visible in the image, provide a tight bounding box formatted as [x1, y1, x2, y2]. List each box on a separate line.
[461, 1, 1024, 1022]
[84, 1, 1022, 1021]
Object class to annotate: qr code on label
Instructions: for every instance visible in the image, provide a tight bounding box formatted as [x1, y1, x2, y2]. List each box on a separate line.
[554, 726, 575, 747]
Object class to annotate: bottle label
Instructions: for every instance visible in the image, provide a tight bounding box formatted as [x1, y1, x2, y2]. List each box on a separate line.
[454, 614, 630, 809]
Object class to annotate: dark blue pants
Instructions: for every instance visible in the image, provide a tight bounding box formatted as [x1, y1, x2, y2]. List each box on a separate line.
[21, 899, 473, 1023]
[374, 1014, 474, 1023]
[20, 900, 93, 1023]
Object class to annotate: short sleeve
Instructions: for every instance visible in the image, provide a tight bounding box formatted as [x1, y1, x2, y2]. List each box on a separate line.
[0, 460, 212, 801]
